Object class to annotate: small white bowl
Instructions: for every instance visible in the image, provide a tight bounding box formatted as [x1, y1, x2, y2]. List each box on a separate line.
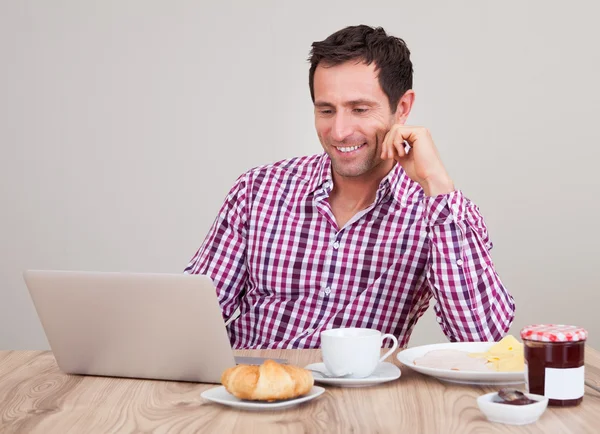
[477, 392, 549, 425]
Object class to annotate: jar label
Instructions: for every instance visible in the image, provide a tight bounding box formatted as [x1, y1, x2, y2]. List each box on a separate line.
[544, 366, 585, 399]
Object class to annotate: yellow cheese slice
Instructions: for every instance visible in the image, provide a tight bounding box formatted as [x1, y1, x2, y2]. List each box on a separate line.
[468, 335, 524, 372]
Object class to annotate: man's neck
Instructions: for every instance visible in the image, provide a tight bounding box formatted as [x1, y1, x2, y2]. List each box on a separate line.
[328, 160, 395, 225]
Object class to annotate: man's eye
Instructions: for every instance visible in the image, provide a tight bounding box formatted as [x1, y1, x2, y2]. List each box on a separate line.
[353, 108, 368, 113]
[320, 110, 333, 115]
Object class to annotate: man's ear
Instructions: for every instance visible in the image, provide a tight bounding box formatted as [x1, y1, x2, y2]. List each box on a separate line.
[394, 90, 415, 124]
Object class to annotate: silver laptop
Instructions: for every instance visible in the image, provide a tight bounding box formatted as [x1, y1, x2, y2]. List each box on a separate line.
[23, 270, 243, 383]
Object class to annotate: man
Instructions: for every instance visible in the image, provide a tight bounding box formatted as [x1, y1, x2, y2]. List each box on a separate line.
[185, 25, 515, 349]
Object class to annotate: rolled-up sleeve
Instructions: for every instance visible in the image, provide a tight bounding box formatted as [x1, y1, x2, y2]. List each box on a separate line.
[422, 190, 515, 341]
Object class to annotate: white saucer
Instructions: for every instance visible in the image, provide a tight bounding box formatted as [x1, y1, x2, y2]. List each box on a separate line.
[201, 386, 325, 411]
[305, 362, 401, 387]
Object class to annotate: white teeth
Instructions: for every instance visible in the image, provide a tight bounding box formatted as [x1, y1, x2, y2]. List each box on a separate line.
[338, 144, 364, 153]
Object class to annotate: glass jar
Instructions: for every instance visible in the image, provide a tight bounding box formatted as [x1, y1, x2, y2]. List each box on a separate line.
[521, 324, 587, 407]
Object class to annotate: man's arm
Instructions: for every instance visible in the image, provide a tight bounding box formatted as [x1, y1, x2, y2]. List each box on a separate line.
[381, 125, 515, 341]
[423, 191, 515, 341]
[184, 174, 249, 323]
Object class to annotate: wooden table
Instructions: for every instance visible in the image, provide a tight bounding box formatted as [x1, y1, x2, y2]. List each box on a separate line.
[1, 347, 599, 433]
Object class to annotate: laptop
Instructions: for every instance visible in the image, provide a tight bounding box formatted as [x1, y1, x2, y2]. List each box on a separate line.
[23, 270, 284, 383]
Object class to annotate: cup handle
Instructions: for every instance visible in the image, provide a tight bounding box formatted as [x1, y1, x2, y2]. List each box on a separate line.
[379, 334, 399, 362]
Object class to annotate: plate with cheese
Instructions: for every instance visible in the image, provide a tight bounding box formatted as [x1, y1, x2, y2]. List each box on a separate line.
[397, 335, 525, 385]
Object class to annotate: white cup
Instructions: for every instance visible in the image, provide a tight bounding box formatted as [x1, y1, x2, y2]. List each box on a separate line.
[320, 327, 399, 378]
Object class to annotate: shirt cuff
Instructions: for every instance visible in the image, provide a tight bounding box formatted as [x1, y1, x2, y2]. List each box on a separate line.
[422, 190, 466, 226]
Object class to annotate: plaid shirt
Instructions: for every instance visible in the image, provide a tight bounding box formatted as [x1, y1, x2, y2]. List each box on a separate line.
[184, 154, 515, 349]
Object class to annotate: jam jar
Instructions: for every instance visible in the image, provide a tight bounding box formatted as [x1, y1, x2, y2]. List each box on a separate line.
[521, 324, 587, 407]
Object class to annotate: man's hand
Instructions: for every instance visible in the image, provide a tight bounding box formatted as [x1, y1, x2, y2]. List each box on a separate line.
[381, 125, 454, 197]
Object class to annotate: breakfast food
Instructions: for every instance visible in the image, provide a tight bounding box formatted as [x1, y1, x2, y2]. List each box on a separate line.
[521, 324, 587, 407]
[469, 335, 524, 372]
[414, 349, 492, 371]
[221, 359, 314, 402]
[413, 335, 525, 372]
[493, 388, 536, 406]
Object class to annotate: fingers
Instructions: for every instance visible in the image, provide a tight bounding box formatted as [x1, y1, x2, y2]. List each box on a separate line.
[381, 125, 429, 160]
[393, 135, 407, 160]
[381, 126, 399, 159]
[381, 129, 393, 159]
[382, 125, 409, 160]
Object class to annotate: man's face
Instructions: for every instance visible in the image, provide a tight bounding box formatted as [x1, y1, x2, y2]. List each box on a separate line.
[313, 61, 395, 179]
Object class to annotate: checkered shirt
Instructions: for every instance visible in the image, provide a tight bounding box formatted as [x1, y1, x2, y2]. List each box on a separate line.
[184, 154, 515, 349]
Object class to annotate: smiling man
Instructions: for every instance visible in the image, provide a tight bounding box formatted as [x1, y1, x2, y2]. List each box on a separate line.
[185, 25, 515, 349]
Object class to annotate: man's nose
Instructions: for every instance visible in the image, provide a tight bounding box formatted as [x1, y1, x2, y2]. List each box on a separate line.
[331, 113, 354, 142]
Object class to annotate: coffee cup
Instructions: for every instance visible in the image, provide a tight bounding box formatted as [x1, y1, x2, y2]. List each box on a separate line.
[320, 327, 399, 378]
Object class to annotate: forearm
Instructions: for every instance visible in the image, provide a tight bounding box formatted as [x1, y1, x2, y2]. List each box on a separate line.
[424, 191, 515, 341]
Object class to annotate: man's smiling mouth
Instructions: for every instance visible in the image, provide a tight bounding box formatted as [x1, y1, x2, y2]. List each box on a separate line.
[335, 143, 367, 154]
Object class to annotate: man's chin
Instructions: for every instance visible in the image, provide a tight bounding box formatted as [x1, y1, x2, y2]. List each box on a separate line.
[330, 161, 371, 178]
[329, 154, 393, 179]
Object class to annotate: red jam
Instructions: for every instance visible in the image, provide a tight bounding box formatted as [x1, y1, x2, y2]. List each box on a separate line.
[521, 324, 587, 407]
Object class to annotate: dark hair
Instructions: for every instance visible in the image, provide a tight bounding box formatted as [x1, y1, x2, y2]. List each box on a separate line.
[308, 25, 413, 113]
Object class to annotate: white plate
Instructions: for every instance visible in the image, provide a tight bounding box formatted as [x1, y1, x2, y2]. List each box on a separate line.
[201, 386, 325, 411]
[305, 362, 401, 387]
[397, 342, 524, 385]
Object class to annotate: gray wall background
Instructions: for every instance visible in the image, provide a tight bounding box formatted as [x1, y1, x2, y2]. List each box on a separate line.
[2, 0, 599, 349]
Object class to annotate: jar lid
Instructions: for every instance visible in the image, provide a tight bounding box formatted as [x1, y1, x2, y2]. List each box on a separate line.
[520, 324, 588, 342]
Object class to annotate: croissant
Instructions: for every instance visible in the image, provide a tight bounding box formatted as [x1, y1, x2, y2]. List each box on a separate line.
[221, 359, 314, 402]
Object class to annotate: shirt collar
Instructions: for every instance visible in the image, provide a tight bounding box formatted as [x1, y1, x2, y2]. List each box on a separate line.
[309, 154, 418, 206]
[307, 154, 333, 194]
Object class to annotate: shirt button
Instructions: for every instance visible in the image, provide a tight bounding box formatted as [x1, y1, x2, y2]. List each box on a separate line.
[333, 241, 340, 250]
[436, 317, 442, 324]
[324, 287, 331, 296]
[456, 259, 464, 266]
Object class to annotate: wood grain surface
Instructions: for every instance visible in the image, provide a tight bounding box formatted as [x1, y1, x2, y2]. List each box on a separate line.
[1, 347, 599, 433]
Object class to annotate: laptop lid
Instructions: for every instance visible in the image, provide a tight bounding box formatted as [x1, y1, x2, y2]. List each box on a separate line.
[23, 270, 237, 383]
